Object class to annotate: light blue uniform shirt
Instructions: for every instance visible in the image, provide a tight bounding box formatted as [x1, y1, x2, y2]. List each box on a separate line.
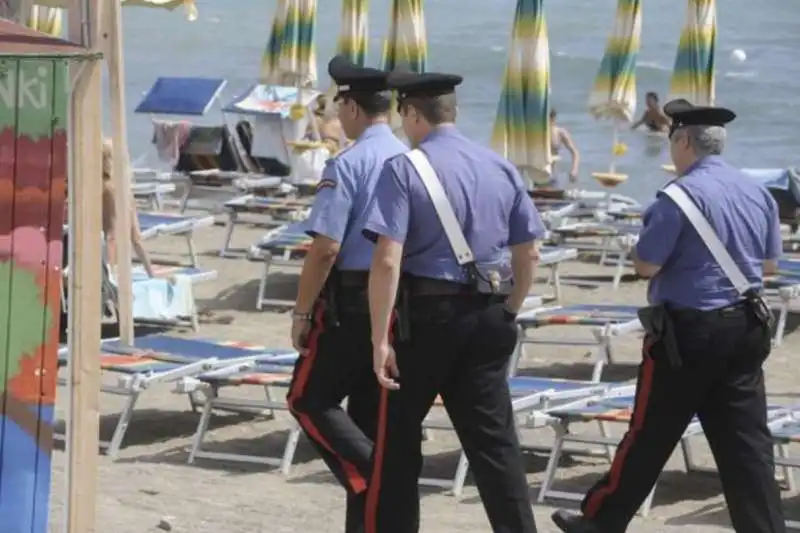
[362, 126, 545, 282]
[304, 124, 407, 271]
[637, 156, 782, 310]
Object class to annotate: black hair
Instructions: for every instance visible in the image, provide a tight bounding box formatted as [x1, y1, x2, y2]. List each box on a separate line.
[646, 92, 659, 101]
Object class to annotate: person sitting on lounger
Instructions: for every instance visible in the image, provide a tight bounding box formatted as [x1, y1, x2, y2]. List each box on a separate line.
[102, 140, 156, 278]
[631, 91, 672, 134]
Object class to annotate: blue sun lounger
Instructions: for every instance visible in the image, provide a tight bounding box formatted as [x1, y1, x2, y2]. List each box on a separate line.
[768, 412, 800, 529]
[514, 304, 643, 382]
[537, 388, 791, 517]
[764, 258, 800, 346]
[55, 334, 292, 460]
[179, 359, 613, 496]
[137, 211, 215, 267]
[421, 376, 616, 497]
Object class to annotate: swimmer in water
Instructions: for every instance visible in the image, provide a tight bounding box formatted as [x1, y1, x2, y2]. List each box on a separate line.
[631, 92, 672, 134]
[550, 109, 580, 184]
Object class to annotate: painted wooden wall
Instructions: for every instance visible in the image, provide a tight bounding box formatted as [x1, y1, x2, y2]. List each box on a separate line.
[0, 57, 68, 533]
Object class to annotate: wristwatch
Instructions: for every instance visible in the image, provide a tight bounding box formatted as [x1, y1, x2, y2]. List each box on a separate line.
[292, 311, 312, 322]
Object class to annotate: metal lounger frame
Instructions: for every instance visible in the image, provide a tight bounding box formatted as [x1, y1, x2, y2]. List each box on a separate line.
[55, 350, 258, 460]
[511, 307, 643, 382]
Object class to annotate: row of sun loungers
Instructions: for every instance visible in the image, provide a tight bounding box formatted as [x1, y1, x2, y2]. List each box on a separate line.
[54, 331, 800, 527]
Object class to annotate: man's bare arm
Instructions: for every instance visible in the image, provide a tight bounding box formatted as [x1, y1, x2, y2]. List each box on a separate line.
[369, 237, 403, 347]
[294, 236, 340, 313]
[763, 259, 778, 276]
[506, 241, 538, 313]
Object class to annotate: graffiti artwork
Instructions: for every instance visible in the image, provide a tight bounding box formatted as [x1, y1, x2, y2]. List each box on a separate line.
[0, 57, 67, 533]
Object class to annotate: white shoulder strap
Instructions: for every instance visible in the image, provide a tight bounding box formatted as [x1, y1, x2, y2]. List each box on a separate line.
[661, 183, 752, 295]
[404, 149, 474, 265]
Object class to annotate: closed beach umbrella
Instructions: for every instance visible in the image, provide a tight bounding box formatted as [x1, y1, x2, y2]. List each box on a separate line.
[338, 0, 369, 67]
[491, 0, 552, 185]
[382, 0, 427, 73]
[26, 5, 62, 36]
[588, 0, 641, 183]
[668, 0, 716, 106]
[261, 0, 318, 88]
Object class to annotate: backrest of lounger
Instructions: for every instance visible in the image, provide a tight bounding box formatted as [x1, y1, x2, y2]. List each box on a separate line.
[236, 120, 291, 177]
[174, 125, 241, 173]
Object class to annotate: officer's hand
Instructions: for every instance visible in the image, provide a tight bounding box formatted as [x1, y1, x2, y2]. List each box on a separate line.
[373, 343, 400, 390]
[569, 169, 579, 182]
[291, 317, 311, 355]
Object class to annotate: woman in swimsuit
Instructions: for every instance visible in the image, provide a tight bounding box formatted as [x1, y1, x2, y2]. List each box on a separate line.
[631, 91, 671, 133]
[100, 140, 155, 277]
[550, 109, 580, 185]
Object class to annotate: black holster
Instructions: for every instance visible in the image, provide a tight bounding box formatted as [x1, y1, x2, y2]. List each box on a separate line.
[637, 304, 682, 369]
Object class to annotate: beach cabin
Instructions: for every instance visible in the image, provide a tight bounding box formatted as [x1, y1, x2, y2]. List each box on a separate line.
[0, 18, 92, 533]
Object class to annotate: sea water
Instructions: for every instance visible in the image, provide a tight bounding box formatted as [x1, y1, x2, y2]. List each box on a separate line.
[111, 0, 800, 202]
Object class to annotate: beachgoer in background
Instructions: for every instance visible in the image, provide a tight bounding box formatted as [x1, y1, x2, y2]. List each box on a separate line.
[550, 109, 580, 184]
[631, 91, 672, 133]
[102, 140, 155, 277]
[309, 94, 345, 147]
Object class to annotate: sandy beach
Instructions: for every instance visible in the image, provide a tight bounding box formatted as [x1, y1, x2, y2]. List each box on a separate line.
[47, 208, 800, 533]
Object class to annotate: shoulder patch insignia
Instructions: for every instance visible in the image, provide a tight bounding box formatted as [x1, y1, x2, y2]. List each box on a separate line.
[316, 179, 337, 192]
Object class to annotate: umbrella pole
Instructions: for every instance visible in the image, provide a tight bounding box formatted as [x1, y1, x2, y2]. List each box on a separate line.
[104, 0, 135, 344]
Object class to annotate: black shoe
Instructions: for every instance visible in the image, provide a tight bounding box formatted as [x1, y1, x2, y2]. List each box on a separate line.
[551, 510, 604, 533]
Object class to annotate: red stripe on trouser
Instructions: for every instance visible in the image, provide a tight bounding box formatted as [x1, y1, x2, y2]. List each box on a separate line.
[583, 335, 656, 519]
[365, 311, 397, 533]
[287, 303, 368, 494]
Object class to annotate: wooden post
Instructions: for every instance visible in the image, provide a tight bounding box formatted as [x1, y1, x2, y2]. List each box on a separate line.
[65, 2, 103, 532]
[102, 0, 134, 344]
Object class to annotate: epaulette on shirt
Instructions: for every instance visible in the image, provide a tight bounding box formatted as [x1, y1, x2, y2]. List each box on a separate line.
[317, 144, 357, 192]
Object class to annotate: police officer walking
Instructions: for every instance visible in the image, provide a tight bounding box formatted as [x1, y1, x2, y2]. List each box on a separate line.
[552, 100, 786, 533]
[286, 55, 407, 533]
[361, 70, 546, 533]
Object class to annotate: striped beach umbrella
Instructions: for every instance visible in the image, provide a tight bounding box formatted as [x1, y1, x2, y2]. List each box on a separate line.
[588, 0, 641, 123]
[337, 0, 369, 67]
[26, 5, 63, 36]
[491, 0, 552, 184]
[261, 0, 318, 88]
[588, 0, 641, 183]
[668, 0, 717, 106]
[382, 0, 427, 73]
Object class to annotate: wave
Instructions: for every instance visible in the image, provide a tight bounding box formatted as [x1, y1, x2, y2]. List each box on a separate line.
[552, 50, 670, 72]
[723, 70, 757, 79]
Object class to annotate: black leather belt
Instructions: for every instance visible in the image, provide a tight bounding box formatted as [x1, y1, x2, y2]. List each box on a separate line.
[404, 277, 478, 297]
[668, 300, 747, 320]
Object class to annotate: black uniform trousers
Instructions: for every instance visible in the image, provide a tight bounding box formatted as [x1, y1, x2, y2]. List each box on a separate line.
[286, 300, 379, 533]
[364, 295, 538, 533]
[580, 303, 785, 533]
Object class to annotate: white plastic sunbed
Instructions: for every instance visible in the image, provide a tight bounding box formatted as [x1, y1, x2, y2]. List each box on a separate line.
[55, 335, 292, 459]
[177, 359, 614, 495]
[513, 304, 643, 382]
[536, 389, 791, 517]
